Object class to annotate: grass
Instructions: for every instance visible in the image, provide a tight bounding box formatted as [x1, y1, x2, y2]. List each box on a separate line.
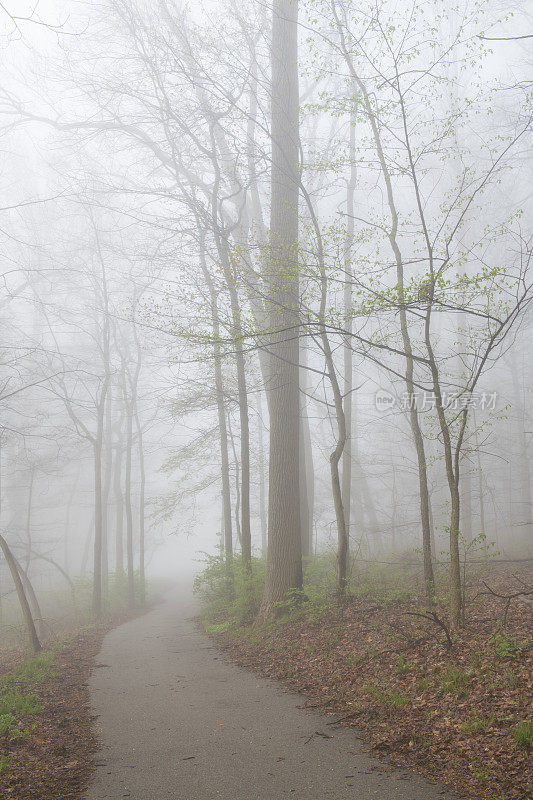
[363, 681, 409, 710]
[0, 645, 58, 742]
[460, 713, 495, 735]
[512, 720, 533, 752]
[0, 689, 42, 718]
[438, 663, 471, 697]
[0, 714, 16, 736]
[396, 655, 412, 675]
[0, 755, 12, 774]
[1, 648, 58, 693]
[202, 620, 232, 635]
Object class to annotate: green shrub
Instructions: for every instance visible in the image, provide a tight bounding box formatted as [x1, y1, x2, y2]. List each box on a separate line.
[203, 620, 232, 635]
[489, 632, 524, 660]
[194, 551, 266, 624]
[274, 588, 309, 618]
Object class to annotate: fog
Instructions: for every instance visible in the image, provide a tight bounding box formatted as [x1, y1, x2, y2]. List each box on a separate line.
[0, 0, 531, 642]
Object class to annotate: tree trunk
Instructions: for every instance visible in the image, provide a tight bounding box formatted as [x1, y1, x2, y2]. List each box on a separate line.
[199, 236, 233, 565]
[15, 557, 45, 640]
[510, 349, 532, 550]
[299, 350, 313, 558]
[449, 481, 462, 626]
[258, 0, 302, 618]
[124, 391, 135, 609]
[135, 405, 146, 606]
[257, 392, 267, 558]
[214, 243, 251, 575]
[342, 105, 357, 558]
[113, 432, 124, 573]
[331, 32, 435, 601]
[25, 466, 35, 573]
[0, 534, 40, 653]
[228, 413, 242, 548]
[64, 468, 80, 575]
[101, 386, 113, 604]
[93, 436, 104, 617]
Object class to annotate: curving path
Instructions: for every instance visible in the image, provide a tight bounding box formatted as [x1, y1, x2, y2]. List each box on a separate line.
[86, 587, 460, 800]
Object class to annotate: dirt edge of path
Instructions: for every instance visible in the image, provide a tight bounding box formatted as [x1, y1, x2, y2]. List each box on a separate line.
[0, 612, 139, 800]
[201, 584, 532, 800]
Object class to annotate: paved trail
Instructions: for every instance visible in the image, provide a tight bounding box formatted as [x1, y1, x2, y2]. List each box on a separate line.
[86, 589, 460, 800]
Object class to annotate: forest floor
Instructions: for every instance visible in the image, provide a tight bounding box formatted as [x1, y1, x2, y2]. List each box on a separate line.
[0, 612, 137, 800]
[205, 566, 533, 800]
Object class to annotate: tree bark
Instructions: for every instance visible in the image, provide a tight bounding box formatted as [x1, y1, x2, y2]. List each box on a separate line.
[134, 403, 146, 606]
[0, 534, 40, 653]
[257, 392, 267, 558]
[299, 349, 313, 558]
[259, 0, 302, 618]
[342, 105, 357, 558]
[24, 466, 34, 573]
[15, 557, 45, 640]
[123, 382, 135, 609]
[113, 429, 125, 574]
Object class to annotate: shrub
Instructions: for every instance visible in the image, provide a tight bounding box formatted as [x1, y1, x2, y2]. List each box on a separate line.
[489, 632, 524, 660]
[194, 551, 266, 624]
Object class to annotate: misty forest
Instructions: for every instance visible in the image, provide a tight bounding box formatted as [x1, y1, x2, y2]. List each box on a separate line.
[0, 1, 531, 799]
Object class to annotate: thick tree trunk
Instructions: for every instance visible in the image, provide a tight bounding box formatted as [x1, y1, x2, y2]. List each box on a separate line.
[0, 534, 41, 653]
[259, 0, 302, 618]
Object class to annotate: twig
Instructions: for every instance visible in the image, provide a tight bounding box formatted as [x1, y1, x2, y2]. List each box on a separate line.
[404, 611, 454, 650]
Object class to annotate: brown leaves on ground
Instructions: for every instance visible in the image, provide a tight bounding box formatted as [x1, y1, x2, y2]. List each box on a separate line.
[210, 569, 533, 800]
[0, 618, 127, 800]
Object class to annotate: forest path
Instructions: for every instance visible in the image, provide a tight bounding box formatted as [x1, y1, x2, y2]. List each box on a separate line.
[86, 587, 460, 800]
